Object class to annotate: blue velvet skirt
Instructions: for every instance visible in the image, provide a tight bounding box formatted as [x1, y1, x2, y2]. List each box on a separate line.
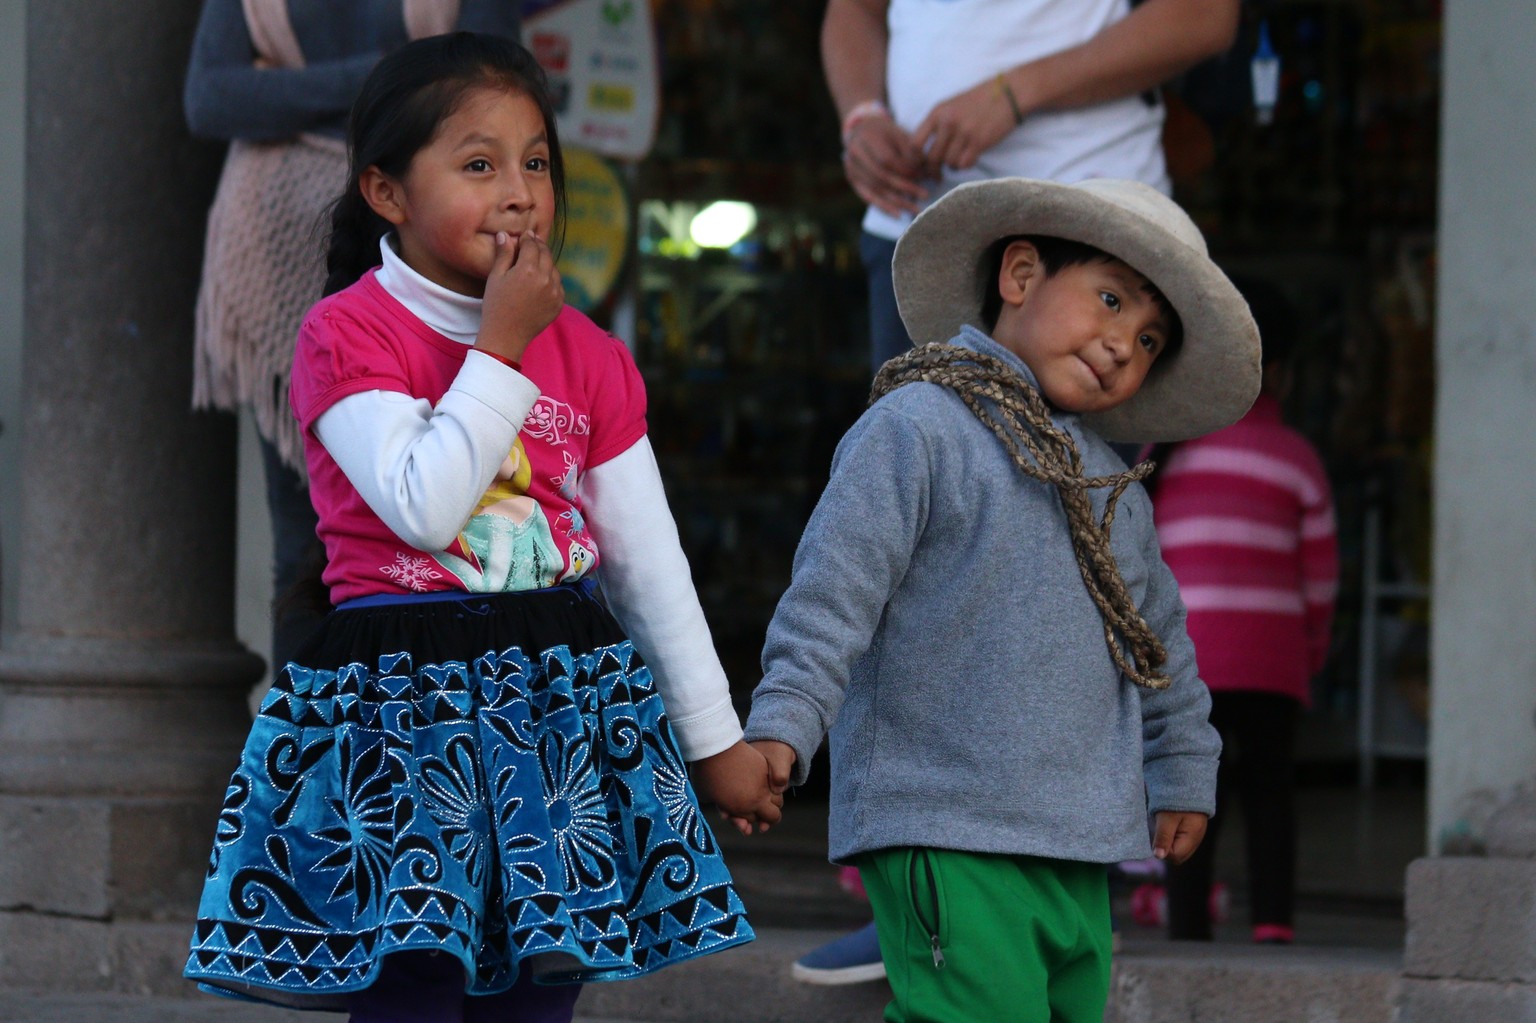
[186, 583, 752, 1010]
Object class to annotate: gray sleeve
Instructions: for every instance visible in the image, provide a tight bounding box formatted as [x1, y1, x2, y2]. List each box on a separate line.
[1136, 526, 1222, 816]
[456, 0, 522, 37]
[744, 405, 932, 786]
[183, 0, 383, 140]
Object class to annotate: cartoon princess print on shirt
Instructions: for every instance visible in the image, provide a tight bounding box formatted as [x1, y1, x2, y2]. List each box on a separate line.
[432, 437, 567, 592]
[552, 449, 596, 582]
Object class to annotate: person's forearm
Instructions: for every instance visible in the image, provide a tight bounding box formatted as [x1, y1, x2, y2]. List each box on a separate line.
[185, 56, 382, 140]
[821, 0, 890, 119]
[1006, 0, 1240, 116]
[183, 0, 380, 140]
[582, 439, 743, 762]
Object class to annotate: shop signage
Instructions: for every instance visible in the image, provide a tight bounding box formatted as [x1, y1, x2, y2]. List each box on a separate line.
[522, 0, 660, 160]
[556, 148, 631, 312]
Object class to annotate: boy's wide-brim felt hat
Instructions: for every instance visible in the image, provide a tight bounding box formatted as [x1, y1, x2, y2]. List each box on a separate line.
[892, 177, 1261, 443]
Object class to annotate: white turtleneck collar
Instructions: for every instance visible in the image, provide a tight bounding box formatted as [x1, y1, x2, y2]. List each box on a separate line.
[374, 235, 482, 347]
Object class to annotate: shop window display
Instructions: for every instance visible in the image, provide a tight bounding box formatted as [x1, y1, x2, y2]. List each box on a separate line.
[631, 1, 869, 692]
[612, 0, 1441, 770]
[1170, 0, 1440, 770]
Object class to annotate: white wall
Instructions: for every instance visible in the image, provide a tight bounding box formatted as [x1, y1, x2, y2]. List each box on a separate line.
[1, 0, 25, 633]
[1430, 0, 1536, 849]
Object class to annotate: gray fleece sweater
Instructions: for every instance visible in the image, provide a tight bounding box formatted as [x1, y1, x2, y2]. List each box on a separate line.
[744, 327, 1220, 865]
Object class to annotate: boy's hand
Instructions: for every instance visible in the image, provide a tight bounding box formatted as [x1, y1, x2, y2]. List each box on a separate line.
[477, 230, 564, 363]
[691, 740, 783, 837]
[1152, 811, 1208, 865]
[721, 741, 798, 836]
[750, 739, 796, 793]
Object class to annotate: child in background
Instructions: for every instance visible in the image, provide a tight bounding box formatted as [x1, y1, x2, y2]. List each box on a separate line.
[742, 176, 1260, 1022]
[187, 33, 779, 1020]
[1153, 277, 1339, 945]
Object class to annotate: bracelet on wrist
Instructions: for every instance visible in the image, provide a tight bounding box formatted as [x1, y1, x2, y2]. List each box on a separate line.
[840, 99, 890, 144]
[477, 348, 523, 373]
[995, 73, 1025, 126]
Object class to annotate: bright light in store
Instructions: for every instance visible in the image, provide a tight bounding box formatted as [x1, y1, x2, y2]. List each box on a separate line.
[689, 201, 758, 249]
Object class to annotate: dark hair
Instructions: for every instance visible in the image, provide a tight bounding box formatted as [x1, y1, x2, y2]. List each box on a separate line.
[978, 234, 1184, 357]
[1226, 273, 1296, 368]
[323, 32, 567, 297]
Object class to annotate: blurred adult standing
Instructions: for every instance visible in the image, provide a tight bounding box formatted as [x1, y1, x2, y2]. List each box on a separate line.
[184, 0, 521, 672]
[824, 0, 1240, 374]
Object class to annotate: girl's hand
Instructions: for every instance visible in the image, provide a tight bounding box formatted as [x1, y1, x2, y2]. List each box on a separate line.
[1152, 810, 1208, 865]
[477, 230, 564, 364]
[691, 740, 784, 836]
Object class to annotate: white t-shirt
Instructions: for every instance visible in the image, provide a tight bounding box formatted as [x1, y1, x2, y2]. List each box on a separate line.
[865, 0, 1170, 240]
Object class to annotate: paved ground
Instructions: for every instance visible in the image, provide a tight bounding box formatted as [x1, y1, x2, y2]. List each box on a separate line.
[0, 995, 629, 1019]
[0, 784, 1422, 1022]
[0, 993, 653, 1023]
[0, 917, 1406, 1023]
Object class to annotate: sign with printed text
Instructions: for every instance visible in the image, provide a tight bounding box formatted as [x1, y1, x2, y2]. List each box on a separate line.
[522, 0, 659, 160]
[555, 148, 631, 312]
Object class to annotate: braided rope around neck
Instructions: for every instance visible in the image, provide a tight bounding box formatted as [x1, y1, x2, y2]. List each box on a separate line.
[871, 343, 1171, 690]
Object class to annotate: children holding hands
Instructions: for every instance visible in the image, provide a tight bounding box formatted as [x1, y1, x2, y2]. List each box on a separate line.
[185, 26, 1253, 1020]
[743, 176, 1261, 1022]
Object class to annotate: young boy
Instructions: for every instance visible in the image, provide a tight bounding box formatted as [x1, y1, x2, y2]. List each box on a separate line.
[742, 177, 1262, 1022]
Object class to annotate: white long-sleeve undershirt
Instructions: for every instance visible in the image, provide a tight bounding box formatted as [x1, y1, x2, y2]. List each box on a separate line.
[312, 239, 742, 760]
[581, 440, 740, 758]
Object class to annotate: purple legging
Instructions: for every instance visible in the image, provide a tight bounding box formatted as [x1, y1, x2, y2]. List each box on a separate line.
[348, 951, 582, 1023]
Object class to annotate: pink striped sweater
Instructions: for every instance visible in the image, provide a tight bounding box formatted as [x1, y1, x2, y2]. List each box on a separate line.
[1152, 394, 1339, 707]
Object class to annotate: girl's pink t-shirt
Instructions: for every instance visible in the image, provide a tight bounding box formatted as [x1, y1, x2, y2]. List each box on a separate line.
[290, 271, 647, 605]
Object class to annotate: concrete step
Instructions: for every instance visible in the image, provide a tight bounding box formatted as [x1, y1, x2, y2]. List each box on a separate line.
[1107, 936, 1402, 1023]
[0, 925, 1403, 1023]
[577, 926, 1404, 1023]
[0, 991, 646, 1023]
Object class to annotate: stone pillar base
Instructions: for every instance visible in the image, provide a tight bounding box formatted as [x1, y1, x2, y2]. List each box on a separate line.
[1400, 977, 1536, 1023]
[1400, 794, 1536, 1021]
[0, 637, 260, 797]
[0, 640, 261, 994]
[0, 912, 197, 997]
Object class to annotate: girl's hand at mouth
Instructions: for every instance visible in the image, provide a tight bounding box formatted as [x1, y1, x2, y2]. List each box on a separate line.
[477, 229, 564, 364]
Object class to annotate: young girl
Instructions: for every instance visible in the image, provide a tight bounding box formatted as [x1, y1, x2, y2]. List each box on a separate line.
[186, 32, 781, 1020]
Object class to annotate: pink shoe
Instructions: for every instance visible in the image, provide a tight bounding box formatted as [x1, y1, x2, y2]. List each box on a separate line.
[1252, 923, 1295, 945]
[837, 865, 867, 901]
[1130, 883, 1166, 927]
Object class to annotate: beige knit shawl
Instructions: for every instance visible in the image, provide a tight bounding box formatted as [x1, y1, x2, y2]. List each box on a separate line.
[191, 0, 459, 473]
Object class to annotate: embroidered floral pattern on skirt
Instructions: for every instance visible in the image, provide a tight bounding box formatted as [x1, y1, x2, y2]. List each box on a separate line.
[186, 586, 751, 1010]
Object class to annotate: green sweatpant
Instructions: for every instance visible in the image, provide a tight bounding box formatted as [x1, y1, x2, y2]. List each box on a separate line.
[858, 848, 1111, 1023]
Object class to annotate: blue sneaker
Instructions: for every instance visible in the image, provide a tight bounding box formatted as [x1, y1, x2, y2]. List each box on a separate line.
[790, 921, 887, 985]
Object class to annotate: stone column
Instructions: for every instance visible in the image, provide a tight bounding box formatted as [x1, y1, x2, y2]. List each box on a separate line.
[1400, 2, 1536, 1018]
[1427, 0, 1536, 849]
[0, 0, 262, 994]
